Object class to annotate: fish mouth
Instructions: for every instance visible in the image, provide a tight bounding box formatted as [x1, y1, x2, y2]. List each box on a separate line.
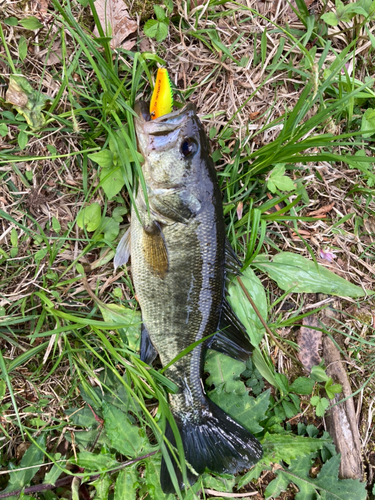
[134, 101, 197, 156]
[134, 101, 196, 135]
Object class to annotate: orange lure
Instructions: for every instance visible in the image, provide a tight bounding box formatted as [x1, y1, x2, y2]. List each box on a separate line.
[150, 68, 173, 119]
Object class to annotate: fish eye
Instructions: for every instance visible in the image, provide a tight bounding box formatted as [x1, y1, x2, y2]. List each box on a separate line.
[181, 138, 198, 157]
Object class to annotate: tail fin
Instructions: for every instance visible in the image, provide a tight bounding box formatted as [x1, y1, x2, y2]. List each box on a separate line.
[160, 398, 262, 494]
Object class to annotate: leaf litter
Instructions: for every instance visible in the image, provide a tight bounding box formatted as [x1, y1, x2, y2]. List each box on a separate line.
[92, 0, 137, 49]
[297, 316, 322, 372]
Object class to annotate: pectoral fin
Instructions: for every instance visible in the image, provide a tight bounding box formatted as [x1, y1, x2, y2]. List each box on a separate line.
[114, 226, 131, 270]
[150, 188, 201, 224]
[142, 221, 169, 279]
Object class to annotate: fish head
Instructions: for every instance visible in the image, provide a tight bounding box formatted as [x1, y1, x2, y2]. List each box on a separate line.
[134, 101, 212, 191]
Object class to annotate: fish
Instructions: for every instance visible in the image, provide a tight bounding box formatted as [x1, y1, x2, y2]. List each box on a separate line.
[114, 101, 262, 493]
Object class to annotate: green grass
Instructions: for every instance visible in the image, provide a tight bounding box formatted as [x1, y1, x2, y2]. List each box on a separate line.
[1, 0, 375, 498]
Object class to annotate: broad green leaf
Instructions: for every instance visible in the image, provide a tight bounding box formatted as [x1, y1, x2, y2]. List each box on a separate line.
[65, 407, 112, 450]
[153, 4, 166, 21]
[144, 19, 169, 42]
[237, 433, 329, 488]
[112, 206, 127, 222]
[5, 75, 49, 130]
[47, 144, 57, 155]
[19, 16, 43, 30]
[141, 455, 174, 500]
[115, 466, 140, 500]
[10, 228, 18, 247]
[100, 217, 119, 241]
[227, 268, 267, 346]
[43, 454, 64, 485]
[205, 351, 270, 434]
[252, 252, 369, 298]
[18, 36, 27, 61]
[202, 472, 236, 492]
[262, 432, 329, 466]
[321, 12, 339, 26]
[267, 164, 295, 193]
[237, 461, 271, 487]
[88, 150, 114, 168]
[18, 130, 28, 150]
[52, 216, 61, 233]
[289, 377, 314, 395]
[310, 395, 320, 406]
[325, 379, 342, 399]
[361, 108, 375, 138]
[91, 474, 111, 500]
[34, 247, 48, 262]
[4, 17, 18, 26]
[252, 348, 278, 389]
[99, 304, 141, 352]
[79, 368, 135, 414]
[315, 396, 329, 417]
[265, 453, 367, 500]
[274, 372, 289, 395]
[0, 123, 8, 137]
[1, 435, 45, 495]
[209, 126, 217, 139]
[100, 166, 125, 199]
[310, 365, 329, 382]
[205, 350, 245, 391]
[339, 4, 367, 21]
[282, 399, 299, 418]
[77, 203, 101, 232]
[74, 451, 119, 471]
[103, 401, 149, 458]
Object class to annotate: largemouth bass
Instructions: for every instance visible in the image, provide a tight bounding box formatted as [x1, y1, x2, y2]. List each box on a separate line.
[115, 102, 262, 492]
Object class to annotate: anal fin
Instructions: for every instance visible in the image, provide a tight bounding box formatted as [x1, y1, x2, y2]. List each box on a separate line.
[140, 323, 158, 365]
[205, 299, 253, 361]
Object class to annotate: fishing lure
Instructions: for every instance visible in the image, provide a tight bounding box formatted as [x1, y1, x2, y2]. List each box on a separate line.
[150, 68, 173, 119]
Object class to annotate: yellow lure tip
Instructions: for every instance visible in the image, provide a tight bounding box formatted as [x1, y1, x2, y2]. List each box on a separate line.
[150, 68, 173, 120]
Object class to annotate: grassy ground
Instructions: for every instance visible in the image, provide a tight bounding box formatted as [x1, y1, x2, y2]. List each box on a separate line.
[1, 0, 375, 498]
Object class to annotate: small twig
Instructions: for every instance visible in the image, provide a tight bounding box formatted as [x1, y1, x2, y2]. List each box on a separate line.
[204, 489, 258, 497]
[236, 276, 302, 366]
[0, 451, 158, 499]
